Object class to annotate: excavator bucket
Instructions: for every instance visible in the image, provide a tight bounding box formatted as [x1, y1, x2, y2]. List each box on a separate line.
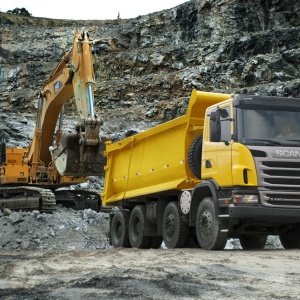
[51, 133, 106, 177]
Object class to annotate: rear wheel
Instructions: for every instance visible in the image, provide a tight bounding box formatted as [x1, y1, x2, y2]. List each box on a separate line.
[162, 201, 189, 248]
[279, 224, 300, 249]
[239, 235, 267, 250]
[196, 197, 227, 250]
[111, 210, 131, 248]
[129, 205, 151, 248]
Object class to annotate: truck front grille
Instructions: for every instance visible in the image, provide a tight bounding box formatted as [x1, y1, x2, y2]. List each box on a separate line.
[251, 147, 300, 208]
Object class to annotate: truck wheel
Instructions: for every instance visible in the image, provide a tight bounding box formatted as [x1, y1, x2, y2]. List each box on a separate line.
[188, 136, 203, 179]
[111, 210, 131, 248]
[129, 205, 152, 248]
[196, 197, 227, 250]
[162, 201, 189, 248]
[279, 224, 300, 249]
[239, 235, 267, 250]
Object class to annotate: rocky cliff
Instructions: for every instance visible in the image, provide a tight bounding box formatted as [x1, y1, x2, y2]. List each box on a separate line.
[1, 0, 300, 145]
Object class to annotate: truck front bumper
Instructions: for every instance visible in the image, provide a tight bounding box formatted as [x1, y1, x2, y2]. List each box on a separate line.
[229, 204, 300, 221]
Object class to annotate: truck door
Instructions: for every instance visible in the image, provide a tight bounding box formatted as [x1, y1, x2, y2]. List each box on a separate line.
[201, 104, 233, 187]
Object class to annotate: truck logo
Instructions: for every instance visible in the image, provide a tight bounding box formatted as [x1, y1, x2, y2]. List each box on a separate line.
[274, 150, 300, 158]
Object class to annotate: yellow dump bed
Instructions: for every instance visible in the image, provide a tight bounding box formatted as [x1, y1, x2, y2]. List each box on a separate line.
[102, 90, 231, 206]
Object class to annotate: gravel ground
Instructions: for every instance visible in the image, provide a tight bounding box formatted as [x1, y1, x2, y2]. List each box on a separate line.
[0, 247, 299, 299]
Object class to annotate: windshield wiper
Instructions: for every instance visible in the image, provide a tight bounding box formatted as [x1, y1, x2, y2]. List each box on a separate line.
[244, 138, 282, 145]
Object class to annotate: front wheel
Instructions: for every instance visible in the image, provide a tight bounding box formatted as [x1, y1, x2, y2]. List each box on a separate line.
[111, 210, 131, 248]
[196, 197, 227, 250]
[239, 235, 267, 250]
[162, 201, 189, 248]
[279, 224, 300, 249]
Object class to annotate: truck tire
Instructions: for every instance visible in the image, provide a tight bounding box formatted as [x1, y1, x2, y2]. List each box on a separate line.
[279, 224, 300, 249]
[239, 235, 267, 250]
[196, 197, 227, 250]
[162, 201, 189, 248]
[188, 136, 203, 179]
[111, 210, 131, 248]
[129, 205, 152, 248]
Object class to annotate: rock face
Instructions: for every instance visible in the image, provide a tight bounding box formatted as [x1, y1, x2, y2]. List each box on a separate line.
[1, 0, 300, 143]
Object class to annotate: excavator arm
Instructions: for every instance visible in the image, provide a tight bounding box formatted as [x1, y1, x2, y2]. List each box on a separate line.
[27, 31, 105, 181]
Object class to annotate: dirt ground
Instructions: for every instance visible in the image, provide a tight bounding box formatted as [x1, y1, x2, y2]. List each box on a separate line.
[0, 248, 300, 300]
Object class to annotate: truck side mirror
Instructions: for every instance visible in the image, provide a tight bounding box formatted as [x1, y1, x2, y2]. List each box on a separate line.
[210, 112, 221, 142]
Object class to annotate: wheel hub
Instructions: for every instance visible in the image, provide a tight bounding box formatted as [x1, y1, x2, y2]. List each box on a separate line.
[116, 222, 122, 238]
[164, 213, 175, 238]
[136, 221, 141, 234]
[200, 210, 212, 237]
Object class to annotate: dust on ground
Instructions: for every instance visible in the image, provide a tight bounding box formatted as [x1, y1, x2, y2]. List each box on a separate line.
[0, 248, 300, 299]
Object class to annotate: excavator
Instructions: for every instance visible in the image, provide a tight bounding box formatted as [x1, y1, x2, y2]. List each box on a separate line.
[0, 31, 106, 212]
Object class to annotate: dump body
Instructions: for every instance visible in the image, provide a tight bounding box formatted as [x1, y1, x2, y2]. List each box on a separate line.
[102, 90, 231, 206]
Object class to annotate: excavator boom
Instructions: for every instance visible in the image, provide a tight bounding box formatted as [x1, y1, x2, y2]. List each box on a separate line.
[28, 30, 105, 177]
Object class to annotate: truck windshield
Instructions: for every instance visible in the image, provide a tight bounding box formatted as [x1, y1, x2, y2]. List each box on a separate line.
[237, 107, 300, 146]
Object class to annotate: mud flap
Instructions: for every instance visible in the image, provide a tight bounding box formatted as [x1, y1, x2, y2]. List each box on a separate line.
[51, 133, 106, 176]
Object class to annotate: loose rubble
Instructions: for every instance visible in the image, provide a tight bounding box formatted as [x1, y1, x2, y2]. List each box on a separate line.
[0, 207, 111, 251]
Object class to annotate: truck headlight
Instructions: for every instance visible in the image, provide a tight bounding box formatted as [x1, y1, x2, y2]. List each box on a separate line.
[233, 194, 258, 204]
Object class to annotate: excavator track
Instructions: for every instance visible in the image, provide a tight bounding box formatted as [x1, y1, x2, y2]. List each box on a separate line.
[0, 186, 56, 212]
[0, 186, 102, 213]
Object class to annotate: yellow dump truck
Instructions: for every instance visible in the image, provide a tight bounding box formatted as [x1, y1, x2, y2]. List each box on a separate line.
[102, 89, 300, 250]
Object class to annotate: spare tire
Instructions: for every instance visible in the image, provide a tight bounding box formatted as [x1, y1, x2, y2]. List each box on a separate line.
[188, 136, 203, 179]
